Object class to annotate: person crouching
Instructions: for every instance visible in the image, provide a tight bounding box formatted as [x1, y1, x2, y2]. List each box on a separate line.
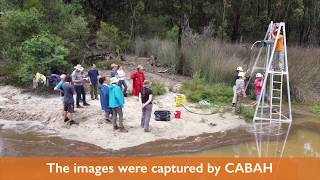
[139, 80, 153, 132]
[109, 77, 127, 132]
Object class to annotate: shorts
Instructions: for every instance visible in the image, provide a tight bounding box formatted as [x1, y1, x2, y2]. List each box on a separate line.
[64, 102, 74, 113]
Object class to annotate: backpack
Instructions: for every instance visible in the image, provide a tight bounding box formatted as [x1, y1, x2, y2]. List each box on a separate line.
[154, 110, 171, 121]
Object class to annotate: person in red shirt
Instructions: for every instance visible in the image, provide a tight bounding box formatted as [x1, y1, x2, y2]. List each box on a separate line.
[254, 73, 269, 106]
[130, 65, 145, 97]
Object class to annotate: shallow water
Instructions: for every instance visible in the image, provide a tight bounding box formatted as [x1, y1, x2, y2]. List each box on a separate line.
[0, 115, 319, 157]
[179, 127, 320, 157]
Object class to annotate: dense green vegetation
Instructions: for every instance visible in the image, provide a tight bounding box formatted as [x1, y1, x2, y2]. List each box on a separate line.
[0, 0, 319, 103]
[181, 78, 233, 105]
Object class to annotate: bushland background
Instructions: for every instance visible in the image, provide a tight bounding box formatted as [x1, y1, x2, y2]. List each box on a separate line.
[0, 0, 319, 105]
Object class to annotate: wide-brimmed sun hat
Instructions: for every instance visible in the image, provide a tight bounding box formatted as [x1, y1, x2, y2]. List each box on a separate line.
[74, 64, 84, 71]
[256, 73, 263, 78]
[110, 77, 119, 84]
[137, 65, 143, 70]
[236, 66, 243, 71]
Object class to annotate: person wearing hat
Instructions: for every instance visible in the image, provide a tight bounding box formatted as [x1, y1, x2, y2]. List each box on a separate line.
[139, 80, 153, 132]
[254, 73, 269, 106]
[271, 25, 285, 71]
[130, 65, 145, 97]
[116, 65, 128, 96]
[232, 66, 244, 107]
[108, 77, 127, 132]
[235, 71, 247, 114]
[72, 64, 90, 108]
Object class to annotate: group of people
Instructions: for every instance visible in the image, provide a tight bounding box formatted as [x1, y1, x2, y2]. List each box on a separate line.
[232, 24, 285, 114]
[232, 66, 266, 114]
[54, 63, 154, 133]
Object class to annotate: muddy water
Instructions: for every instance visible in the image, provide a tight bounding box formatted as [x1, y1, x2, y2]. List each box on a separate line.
[0, 115, 319, 157]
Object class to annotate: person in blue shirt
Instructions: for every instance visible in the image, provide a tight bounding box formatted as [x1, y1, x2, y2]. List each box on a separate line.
[54, 74, 66, 118]
[109, 77, 127, 132]
[99, 76, 112, 122]
[88, 63, 100, 100]
[63, 75, 78, 125]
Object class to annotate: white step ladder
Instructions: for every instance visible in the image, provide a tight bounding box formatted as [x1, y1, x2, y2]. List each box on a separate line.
[247, 22, 293, 157]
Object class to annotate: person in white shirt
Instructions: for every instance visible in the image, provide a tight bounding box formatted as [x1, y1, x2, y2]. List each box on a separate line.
[117, 65, 128, 97]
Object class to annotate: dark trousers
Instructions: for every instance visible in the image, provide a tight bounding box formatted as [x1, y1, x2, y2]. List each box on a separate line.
[90, 83, 98, 99]
[141, 104, 153, 130]
[112, 107, 124, 129]
[118, 80, 127, 95]
[75, 85, 86, 106]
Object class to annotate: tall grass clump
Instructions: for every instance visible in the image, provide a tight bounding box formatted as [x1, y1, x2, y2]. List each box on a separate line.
[151, 79, 166, 96]
[180, 29, 255, 85]
[134, 37, 178, 69]
[181, 77, 233, 105]
[287, 47, 320, 103]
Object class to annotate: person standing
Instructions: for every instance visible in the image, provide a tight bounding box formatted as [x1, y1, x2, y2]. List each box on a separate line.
[99, 77, 112, 122]
[271, 25, 285, 71]
[130, 65, 145, 97]
[110, 63, 118, 77]
[63, 75, 77, 125]
[109, 77, 127, 132]
[139, 80, 153, 132]
[72, 64, 90, 108]
[235, 72, 247, 114]
[88, 63, 100, 100]
[232, 66, 243, 107]
[117, 65, 128, 96]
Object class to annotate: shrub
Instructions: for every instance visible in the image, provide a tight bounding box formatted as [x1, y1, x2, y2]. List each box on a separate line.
[240, 106, 255, 123]
[151, 80, 166, 96]
[0, 8, 42, 48]
[310, 104, 320, 116]
[12, 32, 69, 85]
[181, 78, 233, 105]
[134, 37, 178, 68]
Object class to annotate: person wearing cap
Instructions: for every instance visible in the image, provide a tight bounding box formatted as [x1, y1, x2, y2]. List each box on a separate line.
[235, 71, 247, 114]
[130, 65, 145, 97]
[88, 63, 100, 100]
[109, 77, 127, 132]
[254, 73, 269, 106]
[116, 65, 128, 96]
[139, 80, 153, 132]
[71, 64, 90, 108]
[232, 66, 244, 107]
[271, 25, 285, 71]
[54, 74, 66, 119]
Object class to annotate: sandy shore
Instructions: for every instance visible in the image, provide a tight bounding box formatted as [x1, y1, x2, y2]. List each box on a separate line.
[0, 57, 249, 150]
[0, 83, 248, 150]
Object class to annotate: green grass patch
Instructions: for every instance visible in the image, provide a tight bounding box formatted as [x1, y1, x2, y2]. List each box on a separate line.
[310, 104, 320, 116]
[181, 78, 232, 105]
[240, 106, 255, 123]
[151, 80, 166, 96]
